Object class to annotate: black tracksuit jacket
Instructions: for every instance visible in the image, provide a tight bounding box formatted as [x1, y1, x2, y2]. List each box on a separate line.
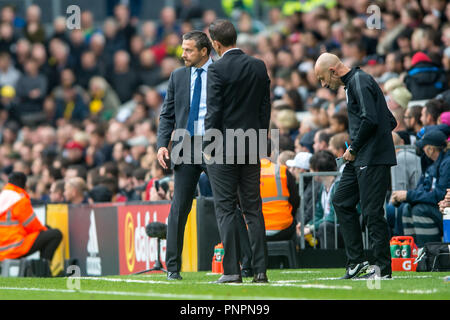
[341, 67, 397, 167]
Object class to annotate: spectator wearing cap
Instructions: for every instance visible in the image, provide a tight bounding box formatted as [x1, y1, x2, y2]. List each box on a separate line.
[297, 129, 316, 154]
[286, 152, 320, 229]
[127, 135, 149, 167]
[404, 51, 448, 101]
[391, 130, 450, 246]
[286, 152, 312, 185]
[63, 141, 85, 166]
[416, 102, 450, 167]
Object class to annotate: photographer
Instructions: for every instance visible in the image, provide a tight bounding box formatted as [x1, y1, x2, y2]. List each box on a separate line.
[149, 177, 173, 201]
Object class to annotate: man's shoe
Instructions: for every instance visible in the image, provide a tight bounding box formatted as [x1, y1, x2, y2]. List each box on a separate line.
[356, 266, 392, 280]
[339, 261, 369, 279]
[252, 272, 268, 283]
[214, 274, 242, 284]
[241, 268, 254, 278]
[167, 272, 182, 280]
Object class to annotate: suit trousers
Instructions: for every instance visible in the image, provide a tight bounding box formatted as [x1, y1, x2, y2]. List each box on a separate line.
[165, 161, 206, 272]
[332, 163, 392, 275]
[207, 162, 267, 275]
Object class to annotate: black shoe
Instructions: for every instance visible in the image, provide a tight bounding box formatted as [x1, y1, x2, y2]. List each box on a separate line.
[214, 274, 242, 283]
[167, 271, 182, 280]
[241, 268, 254, 278]
[356, 266, 392, 280]
[252, 272, 268, 283]
[339, 261, 369, 279]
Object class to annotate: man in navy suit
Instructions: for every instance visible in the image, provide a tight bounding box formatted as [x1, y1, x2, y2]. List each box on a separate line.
[157, 31, 212, 280]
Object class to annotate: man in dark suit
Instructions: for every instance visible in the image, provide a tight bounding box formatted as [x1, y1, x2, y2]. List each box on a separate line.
[205, 20, 271, 283]
[157, 30, 213, 280]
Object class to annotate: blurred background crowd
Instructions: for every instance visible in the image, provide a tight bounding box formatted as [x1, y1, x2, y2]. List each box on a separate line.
[0, 0, 449, 242]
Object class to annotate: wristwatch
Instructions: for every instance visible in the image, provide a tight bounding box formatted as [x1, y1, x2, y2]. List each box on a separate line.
[348, 146, 356, 156]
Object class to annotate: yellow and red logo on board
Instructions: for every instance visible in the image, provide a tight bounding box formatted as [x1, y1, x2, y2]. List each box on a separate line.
[118, 204, 170, 275]
[124, 212, 135, 272]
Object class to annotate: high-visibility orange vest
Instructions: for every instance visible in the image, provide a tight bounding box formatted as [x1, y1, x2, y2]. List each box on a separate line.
[260, 159, 293, 231]
[0, 183, 47, 261]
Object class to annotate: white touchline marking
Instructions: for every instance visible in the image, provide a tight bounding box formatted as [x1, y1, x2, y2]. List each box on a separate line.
[77, 277, 173, 285]
[398, 289, 438, 294]
[0, 287, 298, 300]
[280, 271, 321, 274]
[393, 275, 432, 279]
[221, 283, 352, 290]
[279, 284, 352, 290]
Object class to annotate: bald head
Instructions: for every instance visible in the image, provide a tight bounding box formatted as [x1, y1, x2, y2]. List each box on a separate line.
[314, 53, 349, 90]
[315, 53, 341, 73]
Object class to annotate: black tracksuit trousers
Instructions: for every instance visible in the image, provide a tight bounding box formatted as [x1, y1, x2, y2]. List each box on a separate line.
[332, 163, 392, 276]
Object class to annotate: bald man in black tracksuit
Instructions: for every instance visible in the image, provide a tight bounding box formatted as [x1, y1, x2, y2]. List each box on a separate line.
[315, 53, 397, 279]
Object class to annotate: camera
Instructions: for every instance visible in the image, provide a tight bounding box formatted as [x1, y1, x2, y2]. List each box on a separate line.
[154, 177, 170, 193]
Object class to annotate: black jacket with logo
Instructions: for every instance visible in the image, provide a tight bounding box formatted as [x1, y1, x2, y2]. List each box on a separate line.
[341, 67, 397, 167]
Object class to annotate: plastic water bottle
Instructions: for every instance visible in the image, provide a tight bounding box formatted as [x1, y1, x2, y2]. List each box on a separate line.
[443, 208, 450, 243]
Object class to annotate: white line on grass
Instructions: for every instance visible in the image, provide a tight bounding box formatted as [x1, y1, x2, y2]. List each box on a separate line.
[393, 275, 432, 279]
[0, 287, 296, 300]
[280, 271, 321, 274]
[220, 283, 353, 290]
[78, 277, 173, 285]
[398, 289, 438, 294]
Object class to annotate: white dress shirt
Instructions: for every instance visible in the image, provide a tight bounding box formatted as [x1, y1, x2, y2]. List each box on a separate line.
[190, 57, 213, 136]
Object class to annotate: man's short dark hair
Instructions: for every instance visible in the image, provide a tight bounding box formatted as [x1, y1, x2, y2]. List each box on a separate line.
[309, 150, 337, 172]
[408, 105, 423, 125]
[67, 164, 87, 180]
[425, 99, 448, 122]
[52, 180, 65, 194]
[8, 172, 27, 189]
[182, 30, 212, 55]
[208, 19, 237, 47]
[331, 113, 349, 131]
[318, 131, 333, 145]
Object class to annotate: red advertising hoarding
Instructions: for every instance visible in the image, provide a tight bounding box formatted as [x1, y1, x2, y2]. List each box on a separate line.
[117, 203, 170, 275]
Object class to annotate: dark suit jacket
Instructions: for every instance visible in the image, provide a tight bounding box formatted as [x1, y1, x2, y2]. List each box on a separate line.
[156, 66, 192, 166]
[205, 49, 271, 163]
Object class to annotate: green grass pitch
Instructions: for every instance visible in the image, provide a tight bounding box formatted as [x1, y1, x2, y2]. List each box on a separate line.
[1, 269, 449, 300]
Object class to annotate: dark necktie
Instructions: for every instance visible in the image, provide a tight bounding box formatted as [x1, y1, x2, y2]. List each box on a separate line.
[187, 68, 203, 136]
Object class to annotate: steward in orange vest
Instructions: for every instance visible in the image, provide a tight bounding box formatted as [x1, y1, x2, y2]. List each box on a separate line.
[260, 158, 299, 240]
[0, 172, 62, 262]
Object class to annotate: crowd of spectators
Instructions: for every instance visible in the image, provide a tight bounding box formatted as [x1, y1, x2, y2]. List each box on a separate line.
[0, 0, 449, 245]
